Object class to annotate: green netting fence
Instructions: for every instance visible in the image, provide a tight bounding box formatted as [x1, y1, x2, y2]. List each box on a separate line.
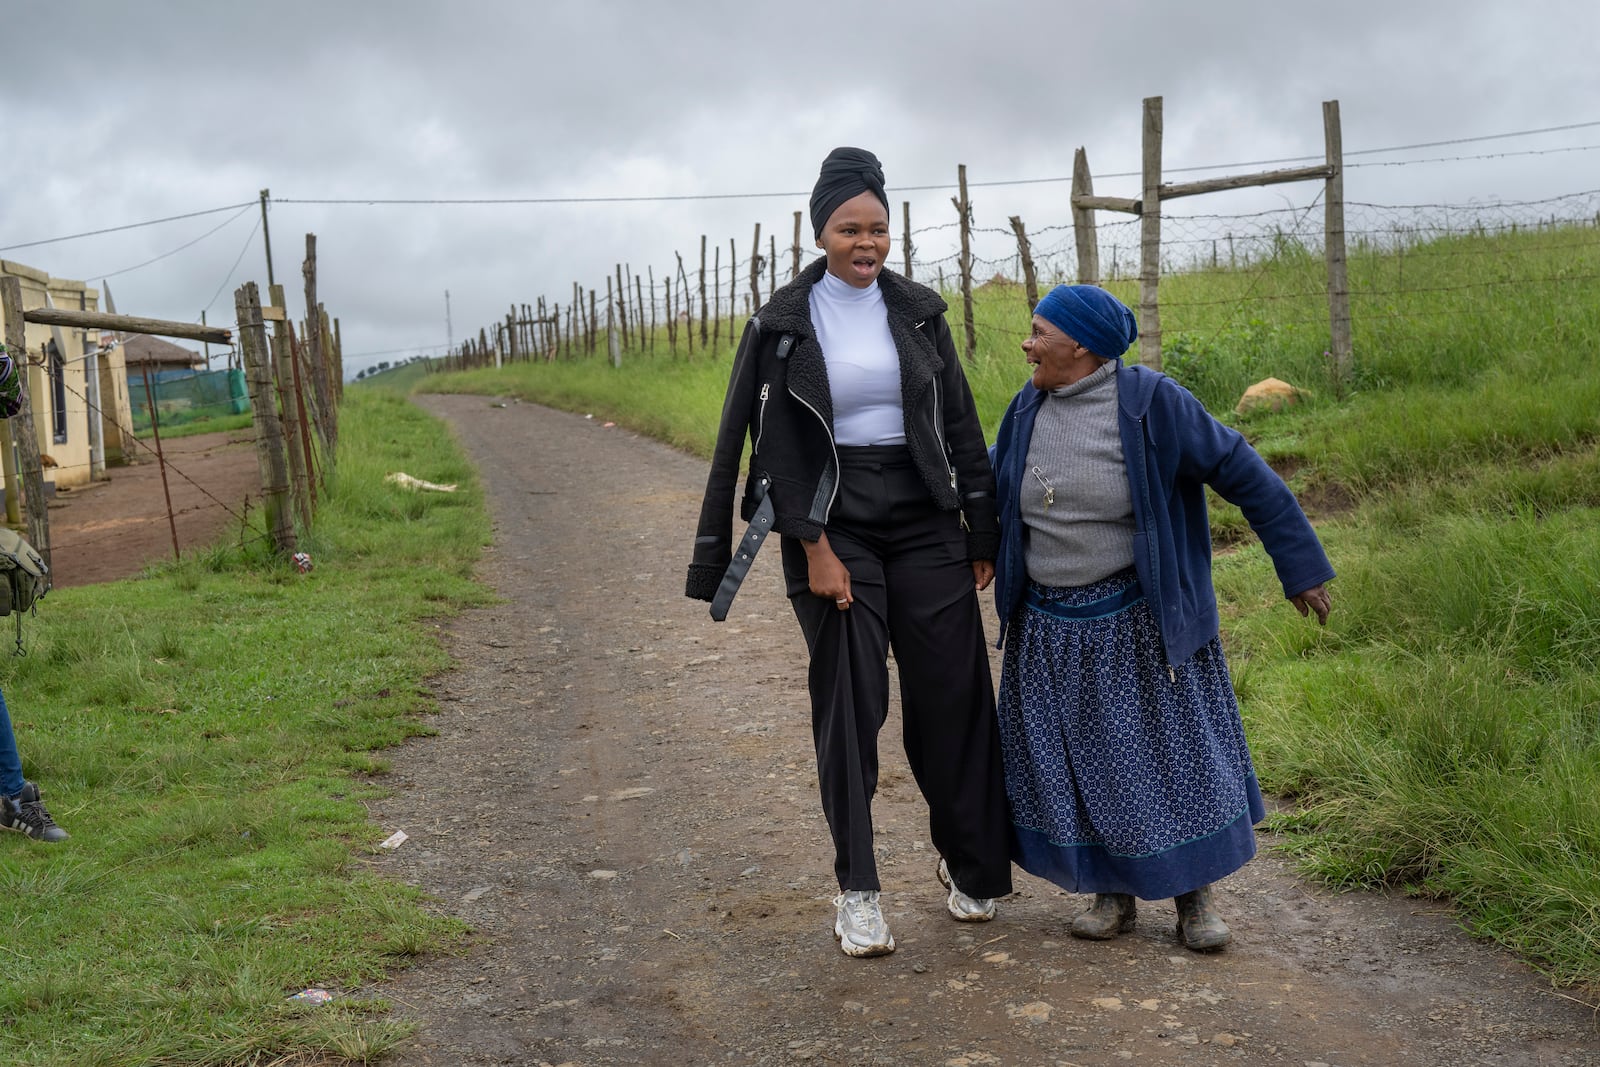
[130, 368, 249, 434]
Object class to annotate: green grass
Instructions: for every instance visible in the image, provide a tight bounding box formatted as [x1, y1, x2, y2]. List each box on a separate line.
[414, 220, 1600, 992]
[134, 411, 255, 442]
[0, 389, 493, 1065]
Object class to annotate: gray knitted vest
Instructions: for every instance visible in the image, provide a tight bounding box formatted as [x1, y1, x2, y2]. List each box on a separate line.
[1021, 360, 1136, 587]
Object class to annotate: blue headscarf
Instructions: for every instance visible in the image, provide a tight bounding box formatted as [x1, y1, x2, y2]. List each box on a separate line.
[1032, 284, 1138, 358]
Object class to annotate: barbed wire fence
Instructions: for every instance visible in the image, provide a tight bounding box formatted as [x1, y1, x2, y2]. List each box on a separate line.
[438, 100, 1600, 385]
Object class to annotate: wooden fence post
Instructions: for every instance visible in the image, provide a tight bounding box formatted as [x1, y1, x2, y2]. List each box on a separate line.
[791, 211, 802, 279]
[1324, 99, 1353, 388]
[269, 283, 311, 530]
[749, 223, 762, 312]
[675, 253, 693, 355]
[137, 362, 180, 562]
[699, 236, 709, 349]
[572, 282, 582, 358]
[727, 238, 737, 341]
[614, 265, 630, 350]
[285, 321, 320, 505]
[0, 277, 51, 568]
[633, 274, 647, 354]
[647, 267, 657, 355]
[1009, 215, 1039, 310]
[587, 290, 597, 355]
[768, 233, 776, 300]
[952, 164, 977, 363]
[235, 281, 295, 555]
[1071, 147, 1100, 286]
[902, 201, 913, 279]
[712, 244, 721, 349]
[1138, 96, 1164, 370]
[321, 307, 341, 414]
[606, 278, 620, 367]
[301, 234, 336, 452]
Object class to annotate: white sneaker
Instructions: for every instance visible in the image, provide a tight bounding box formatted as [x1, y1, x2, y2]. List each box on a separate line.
[936, 859, 996, 922]
[833, 890, 895, 957]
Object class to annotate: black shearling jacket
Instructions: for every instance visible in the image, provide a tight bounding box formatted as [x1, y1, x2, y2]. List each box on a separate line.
[686, 259, 999, 603]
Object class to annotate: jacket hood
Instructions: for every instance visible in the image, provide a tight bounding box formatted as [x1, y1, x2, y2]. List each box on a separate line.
[1007, 360, 1163, 423]
[1116, 360, 1163, 418]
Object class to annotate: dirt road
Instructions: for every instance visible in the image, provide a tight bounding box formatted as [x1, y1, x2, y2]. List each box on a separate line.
[365, 394, 1598, 1067]
[44, 429, 258, 588]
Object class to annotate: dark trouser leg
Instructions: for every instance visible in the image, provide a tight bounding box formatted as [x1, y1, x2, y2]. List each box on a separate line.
[788, 530, 890, 892]
[885, 508, 1014, 901]
[0, 687, 24, 797]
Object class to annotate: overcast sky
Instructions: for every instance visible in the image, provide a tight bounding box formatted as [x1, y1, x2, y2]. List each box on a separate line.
[4, 0, 1596, 377]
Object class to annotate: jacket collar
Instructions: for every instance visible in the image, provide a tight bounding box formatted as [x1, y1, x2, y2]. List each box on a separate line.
[758, 258, 948, 337]
[759, 259, 952, 433]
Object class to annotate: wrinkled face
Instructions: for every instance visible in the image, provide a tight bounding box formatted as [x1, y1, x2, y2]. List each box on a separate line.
[816, 191, 891, 288]
[1022, 315, 1092, 391]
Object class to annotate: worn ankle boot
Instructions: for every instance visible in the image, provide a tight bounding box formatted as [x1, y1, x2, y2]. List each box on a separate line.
[1070, 893, 1137, 940]
[1174, 885, 1231, 951]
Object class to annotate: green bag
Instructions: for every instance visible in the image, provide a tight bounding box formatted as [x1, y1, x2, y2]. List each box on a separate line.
[0, 526, 49, 654]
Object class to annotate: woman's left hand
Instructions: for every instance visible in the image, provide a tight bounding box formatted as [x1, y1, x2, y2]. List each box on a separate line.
[972, 560, 994, 592]
[1290, 584, 1332, 625]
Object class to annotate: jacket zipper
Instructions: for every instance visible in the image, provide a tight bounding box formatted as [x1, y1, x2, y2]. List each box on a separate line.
[753, 383, 770, 455]
[790, 386, 839, 520]
[931, 373, 956, 490]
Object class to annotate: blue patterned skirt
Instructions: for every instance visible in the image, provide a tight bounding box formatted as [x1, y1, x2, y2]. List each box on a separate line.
[996, 569, 1264, 900]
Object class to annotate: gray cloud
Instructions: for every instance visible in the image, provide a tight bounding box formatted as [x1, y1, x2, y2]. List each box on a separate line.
[4, 0, 1596, 375]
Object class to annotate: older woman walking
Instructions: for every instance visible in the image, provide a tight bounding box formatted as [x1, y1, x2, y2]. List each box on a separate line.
[688, 148, 1012, 957]
[990, 285, 1332, 951]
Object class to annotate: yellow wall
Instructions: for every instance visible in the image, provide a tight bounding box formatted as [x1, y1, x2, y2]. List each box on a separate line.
[0, 259, 137, 487]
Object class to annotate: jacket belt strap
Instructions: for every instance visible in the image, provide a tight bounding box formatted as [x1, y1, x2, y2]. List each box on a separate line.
[710, 476, 773, 621]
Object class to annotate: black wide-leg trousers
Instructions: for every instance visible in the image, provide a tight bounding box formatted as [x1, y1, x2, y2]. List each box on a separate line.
[781, 445, 1013, 899]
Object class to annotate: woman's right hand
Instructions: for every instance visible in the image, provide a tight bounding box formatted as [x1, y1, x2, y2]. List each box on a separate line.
[804, 533, 853, 610]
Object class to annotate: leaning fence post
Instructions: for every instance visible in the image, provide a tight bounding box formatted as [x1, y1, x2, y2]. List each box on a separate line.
[749, 223, 763, 312]
[1009, 215, 1039, 311]
[791, 211, 802, 280]
[235, 281, 295, 555]
[137, 363, 180, 562]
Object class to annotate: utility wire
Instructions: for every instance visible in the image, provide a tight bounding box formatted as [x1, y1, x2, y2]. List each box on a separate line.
[89, 204, 255, 282]
[10, 119, 1596, 255]
[0, 201, 257, 253]
[200, 213, 264, 317]
[275, 120, 1600, 206]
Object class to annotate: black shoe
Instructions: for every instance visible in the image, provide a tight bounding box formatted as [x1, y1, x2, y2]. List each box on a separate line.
[1, 781, 70, 842]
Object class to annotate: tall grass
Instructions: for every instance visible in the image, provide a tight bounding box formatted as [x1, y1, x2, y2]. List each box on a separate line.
[416, 220, 1600, 991]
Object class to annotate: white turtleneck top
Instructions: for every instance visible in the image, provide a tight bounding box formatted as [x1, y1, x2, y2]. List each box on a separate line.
[809, 269, 905, 446]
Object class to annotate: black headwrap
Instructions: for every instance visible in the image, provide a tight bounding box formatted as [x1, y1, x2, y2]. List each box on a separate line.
[809, 147, 889, 239]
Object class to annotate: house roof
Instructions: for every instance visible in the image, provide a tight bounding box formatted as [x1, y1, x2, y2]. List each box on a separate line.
[121, 334, 203, 368]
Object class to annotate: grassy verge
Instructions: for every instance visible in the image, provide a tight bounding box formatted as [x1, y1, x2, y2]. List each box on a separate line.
[412, 223, 1600, 991]
[0, 389, 492, 1065]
